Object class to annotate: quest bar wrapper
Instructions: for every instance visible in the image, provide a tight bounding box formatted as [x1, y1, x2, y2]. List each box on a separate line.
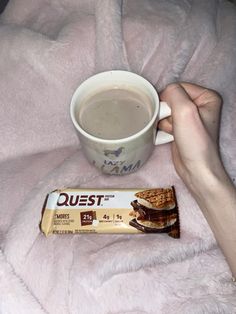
[40, 187, 180, 238]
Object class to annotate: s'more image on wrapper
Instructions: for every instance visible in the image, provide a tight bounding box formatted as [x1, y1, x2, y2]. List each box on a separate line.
[129, 187, 180, 238]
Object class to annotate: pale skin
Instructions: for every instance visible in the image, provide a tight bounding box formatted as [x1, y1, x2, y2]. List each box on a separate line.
[158, 83, 236, 278]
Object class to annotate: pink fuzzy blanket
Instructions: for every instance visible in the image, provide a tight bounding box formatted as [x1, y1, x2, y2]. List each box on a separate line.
[0, 0, 236, 313]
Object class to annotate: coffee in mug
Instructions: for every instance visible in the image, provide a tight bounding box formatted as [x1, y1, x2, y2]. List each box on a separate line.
[76, 87, 153, 140]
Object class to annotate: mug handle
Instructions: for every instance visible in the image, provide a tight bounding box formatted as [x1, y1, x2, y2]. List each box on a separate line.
[155, 101, 174, 145]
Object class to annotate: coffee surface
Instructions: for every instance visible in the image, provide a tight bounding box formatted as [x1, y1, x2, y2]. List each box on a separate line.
[77, 88, 153, 140]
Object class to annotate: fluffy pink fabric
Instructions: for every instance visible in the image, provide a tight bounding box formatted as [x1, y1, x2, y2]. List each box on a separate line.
[0, 0, 236, 313]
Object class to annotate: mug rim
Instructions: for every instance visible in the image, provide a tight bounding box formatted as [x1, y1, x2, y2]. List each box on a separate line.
[70, 70, 159, 144]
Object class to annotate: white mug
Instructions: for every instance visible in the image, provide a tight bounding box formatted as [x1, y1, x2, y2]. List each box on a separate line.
[70, 71, 173, 175]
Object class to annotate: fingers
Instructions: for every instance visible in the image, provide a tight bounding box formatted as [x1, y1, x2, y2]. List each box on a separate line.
[158, 117, 173, 134]
[161, 82, 222, 108]
[179, 83, 222, 142]
[160, 83, 211, 152]
[160, 83, 200, 125]
[180, 82, 222, 106]
[160, 83, 221, 143]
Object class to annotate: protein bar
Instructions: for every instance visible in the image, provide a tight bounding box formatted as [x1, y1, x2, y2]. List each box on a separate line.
[40, 186, 180, 238]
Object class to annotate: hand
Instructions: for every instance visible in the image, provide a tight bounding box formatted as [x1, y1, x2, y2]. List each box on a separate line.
[159, 83, 236, 278]
[159, 82, 223, 192]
